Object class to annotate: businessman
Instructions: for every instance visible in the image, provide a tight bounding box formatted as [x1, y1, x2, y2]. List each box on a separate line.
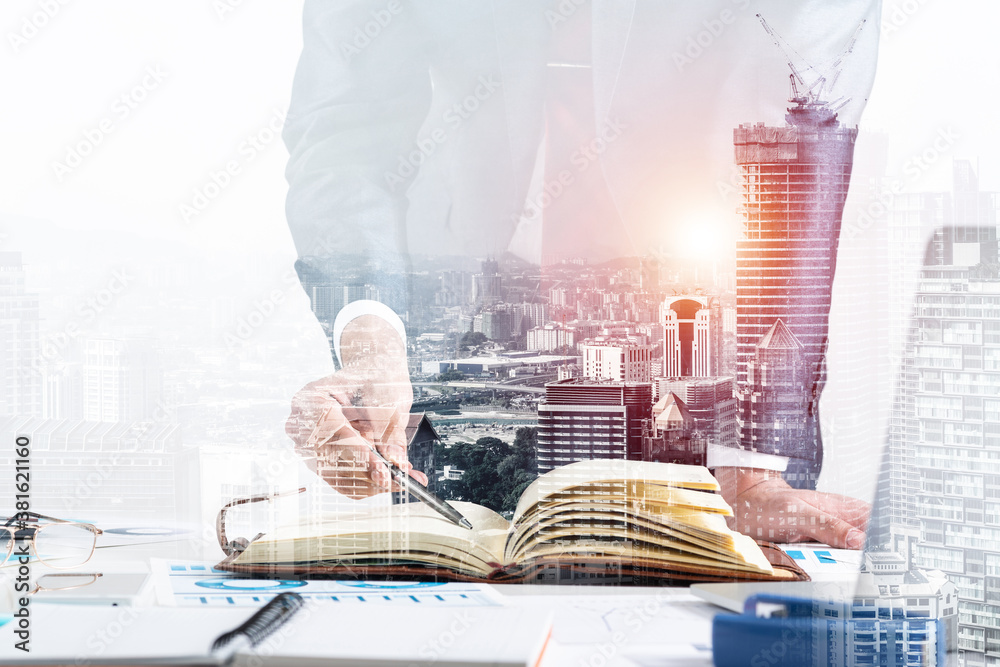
[282, 0, 879, 548]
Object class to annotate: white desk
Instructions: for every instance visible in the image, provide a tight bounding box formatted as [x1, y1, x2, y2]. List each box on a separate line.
[9, 536, 859, 667]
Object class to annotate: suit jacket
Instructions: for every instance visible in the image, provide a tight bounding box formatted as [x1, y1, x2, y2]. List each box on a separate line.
[284, 0, 879, 263]
[283, 0, 882, 472]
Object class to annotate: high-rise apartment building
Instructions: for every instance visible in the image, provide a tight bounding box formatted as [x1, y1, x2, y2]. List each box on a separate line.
[878, 161, 1000, 664]
[661, 295, 721, 378]
[82, 338, 162, 423]
[472, 307, 515, 342]
[734, 103, 858, 482]
[527, 324, 577, 352]
[536, 379, 652, 474]
[305, 285, 345, 324]
[41, 362, 83, 420]
[472, 302, 546, 342]
[436, 270, 473, 307]
[879, 181, 999, 663]
[304, 283, 382, 325]
[0, 252, 41, 417]
[892, 243, 1000, 661]
[473, 258, 502, 306]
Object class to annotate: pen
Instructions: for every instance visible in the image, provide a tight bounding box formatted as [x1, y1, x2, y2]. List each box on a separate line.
[368, 444, 475, 530]
[210, 592, 305, 666]
[309, 403, 475, 530]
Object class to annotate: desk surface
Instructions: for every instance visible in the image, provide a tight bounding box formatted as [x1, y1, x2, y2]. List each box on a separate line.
[6, 536, 867, 667]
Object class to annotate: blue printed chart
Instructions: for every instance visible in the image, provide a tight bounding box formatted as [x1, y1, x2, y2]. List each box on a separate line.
[152, 561, 503, 607]
[781, 546, 863, 581]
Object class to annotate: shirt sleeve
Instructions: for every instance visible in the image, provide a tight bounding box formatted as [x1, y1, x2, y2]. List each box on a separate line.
[331, 299, 407, 368]
[283, 0, 433, 276]
[707, 444, 789, 473]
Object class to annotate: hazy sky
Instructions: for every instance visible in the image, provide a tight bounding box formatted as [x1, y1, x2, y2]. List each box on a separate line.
[864, 1, 1000, 190]
[3, 0, 997, 503]
[1, 0, 303, 255]
[2, 0, 997, 259]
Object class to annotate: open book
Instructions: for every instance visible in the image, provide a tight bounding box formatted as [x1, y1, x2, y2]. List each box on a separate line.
[217, 459, 807, 584]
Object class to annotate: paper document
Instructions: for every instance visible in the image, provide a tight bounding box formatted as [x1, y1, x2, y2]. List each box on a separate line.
[0, 603, 552, 667]
[153, 560, 504, 607]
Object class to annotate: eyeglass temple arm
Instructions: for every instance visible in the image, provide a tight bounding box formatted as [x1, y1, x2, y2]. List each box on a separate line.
[30, 573, 104, 595]
[216, 487, 307, 556]
[4, 512, 103, 534]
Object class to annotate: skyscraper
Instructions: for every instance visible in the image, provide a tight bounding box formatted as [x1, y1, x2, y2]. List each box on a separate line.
[642, 392, 706, 466]
[661, 295, 721, 378]
[472, 258, 502, 306]
[877, 161, 1000, 663]
[734, 102, 858, 483]
[0, 252, 41, 417]
[741, 320, 812, 457]
[81, 338, 162, 423]
[656, 376, 739, 449]
[888, 231, 1000, 661]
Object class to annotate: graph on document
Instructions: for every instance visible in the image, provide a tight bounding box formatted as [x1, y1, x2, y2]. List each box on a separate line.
[153, 561, 502, 607]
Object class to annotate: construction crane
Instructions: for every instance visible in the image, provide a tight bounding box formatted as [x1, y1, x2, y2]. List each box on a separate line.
[756, 13, 866, 122]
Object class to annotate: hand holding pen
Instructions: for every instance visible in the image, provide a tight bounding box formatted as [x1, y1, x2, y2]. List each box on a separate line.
[297, 398, 425, 497]
[294, 395, 473, 530]
[285, 315, 430, 499]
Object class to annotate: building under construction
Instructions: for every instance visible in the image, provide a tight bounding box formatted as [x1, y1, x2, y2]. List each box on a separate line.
[734, 16, 863, 486]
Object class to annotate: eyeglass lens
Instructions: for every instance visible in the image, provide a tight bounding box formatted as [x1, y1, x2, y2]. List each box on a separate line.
[34, 524, 96, 568]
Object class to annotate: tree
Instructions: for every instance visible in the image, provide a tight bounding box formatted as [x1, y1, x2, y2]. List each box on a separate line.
[511, 427, 538, 473]
[436, 368, 465, 382]
[450, 437, 510, 510]
[460, 331, 488, 349]
[971, 261, 1000, 282]
[502, 427, 538, 509]
[435, 429, 539, 516]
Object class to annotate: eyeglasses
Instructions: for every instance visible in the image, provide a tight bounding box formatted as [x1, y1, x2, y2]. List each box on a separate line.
[216, 488, 305, 557]
[2, 512, 103, 569]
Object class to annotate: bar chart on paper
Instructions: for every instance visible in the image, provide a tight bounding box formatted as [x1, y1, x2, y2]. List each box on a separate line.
[152, 561, 503, 607]
[780, 546, 863, 580]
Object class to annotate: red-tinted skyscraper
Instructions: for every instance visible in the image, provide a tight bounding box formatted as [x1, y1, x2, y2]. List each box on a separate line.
[661, 295, 722, 378]
[734, 103, 858, 486]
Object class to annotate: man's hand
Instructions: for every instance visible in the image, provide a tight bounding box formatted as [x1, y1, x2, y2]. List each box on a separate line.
[286, 314, 428, 499]
[715, 468, 870, 550]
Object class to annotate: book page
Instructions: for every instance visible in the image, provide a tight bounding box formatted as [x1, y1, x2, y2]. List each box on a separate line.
[504, 460, 774, 578]
[519, 539, 773, 575]
[506, 510, 774, 575]
[235, 501, 510, 578]
[512, 459, 720, 524]
[516, 484, 733, 525]
[506, 507, 737, 562]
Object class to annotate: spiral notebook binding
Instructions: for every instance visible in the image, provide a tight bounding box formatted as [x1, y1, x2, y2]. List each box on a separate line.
[211, 592, 306, 651]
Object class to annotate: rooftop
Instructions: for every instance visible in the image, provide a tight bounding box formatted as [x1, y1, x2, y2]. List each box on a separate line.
[756, 319, 803, 350]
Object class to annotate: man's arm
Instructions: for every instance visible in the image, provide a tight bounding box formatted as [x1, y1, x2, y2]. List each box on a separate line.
[715, 467, 868, 550]
[282, 1, 435, 496]
[708, 445, 866, 549]
[284, 0, 433, 274]
[286, 311, 427, 499]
